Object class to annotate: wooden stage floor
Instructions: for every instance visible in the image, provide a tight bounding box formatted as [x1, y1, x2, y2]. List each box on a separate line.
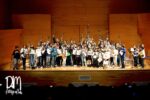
[0, 63, 150, 87]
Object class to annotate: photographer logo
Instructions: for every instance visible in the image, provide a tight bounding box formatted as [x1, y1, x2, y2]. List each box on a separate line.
[5, 76, 22, 95]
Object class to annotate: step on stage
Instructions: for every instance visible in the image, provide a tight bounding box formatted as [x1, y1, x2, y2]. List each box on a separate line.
[0, 65, 150, 87]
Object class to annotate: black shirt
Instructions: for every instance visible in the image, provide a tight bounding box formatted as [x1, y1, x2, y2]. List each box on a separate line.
[12, 50, 20, 59]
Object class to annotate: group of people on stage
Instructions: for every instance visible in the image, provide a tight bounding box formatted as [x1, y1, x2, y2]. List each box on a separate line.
[130, 44, 146, 68]
[12, 35, 145, 70]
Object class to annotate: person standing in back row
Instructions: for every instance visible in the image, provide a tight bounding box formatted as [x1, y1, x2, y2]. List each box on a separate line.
[12, 46, 20, 70]
[20, 45, 28, 70]
[119, 45, 126, 68]
[51, 43, 58, 67]
[139, 44, 145, 68]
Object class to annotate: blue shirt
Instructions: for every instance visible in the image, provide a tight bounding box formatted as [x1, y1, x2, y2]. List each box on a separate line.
[51, 47, 57, 57]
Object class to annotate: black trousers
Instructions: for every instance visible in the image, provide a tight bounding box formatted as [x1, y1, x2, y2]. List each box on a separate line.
[76, 55, 81, 66]
[22, 58, 26, 70]
[93, 58, 98, 67]
[110, 57, 114, 65]
[139, 57, 144, 68]
[56, 56, 63, 66]
[66, 56, 71, 66]
[72, 55, 77, 65]
[133, 56, 138, 67]
[117, 55, 121, 67]
[42, 56, 46, 67]
[121, 57, 125, 68]
[98, 61, 103, 67]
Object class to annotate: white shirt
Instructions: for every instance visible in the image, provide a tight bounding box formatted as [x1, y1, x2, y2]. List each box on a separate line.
[57, 49, 62, 55]
[142, 49, 146, 58]
[87, 50, 93, 56]
[36, 48, 42, 57]
[41, 49, 45, 54]
[103, 51, 110, 60]
[93, 52, 98, 59]
[114, 49, 118, 57]
[72, 48, 77, 55]
[30, 48, 35, 55]
[139, 49, 146, 58]
[20, 48, 28, 58]
[47, 48, 51, 55]
[81, 49, 87, 57]
[76, 49, 81, 56]
[130, 48, 134, 52]
[98, 52, 103, 62]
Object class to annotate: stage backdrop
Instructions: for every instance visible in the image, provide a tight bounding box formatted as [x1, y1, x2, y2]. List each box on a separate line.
[0, 29, 22, 65]
[12, 14, 51, 46]
[109, 14, 142, 49]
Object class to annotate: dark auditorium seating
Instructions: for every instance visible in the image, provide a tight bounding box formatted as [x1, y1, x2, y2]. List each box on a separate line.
[0, 83, 150, 100]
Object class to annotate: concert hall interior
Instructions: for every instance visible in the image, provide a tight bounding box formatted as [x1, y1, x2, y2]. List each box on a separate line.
[0, 0, 150, 98]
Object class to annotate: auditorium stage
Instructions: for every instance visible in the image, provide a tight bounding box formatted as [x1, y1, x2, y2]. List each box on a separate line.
[0, 64, 150, 87]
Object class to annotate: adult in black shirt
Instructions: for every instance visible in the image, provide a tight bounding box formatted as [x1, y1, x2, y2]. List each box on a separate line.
[12, 46, 20, 70]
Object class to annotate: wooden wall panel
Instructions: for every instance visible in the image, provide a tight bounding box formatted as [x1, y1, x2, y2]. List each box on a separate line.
[54, 25, 107, 43]
[54, 25, 79, 42]
[109, 14, 142, 49]
[50, 0, 109, 42]
[138, 13, 150, 52]
[0, 29, 22, 65]
[12, 14, 51, 46]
